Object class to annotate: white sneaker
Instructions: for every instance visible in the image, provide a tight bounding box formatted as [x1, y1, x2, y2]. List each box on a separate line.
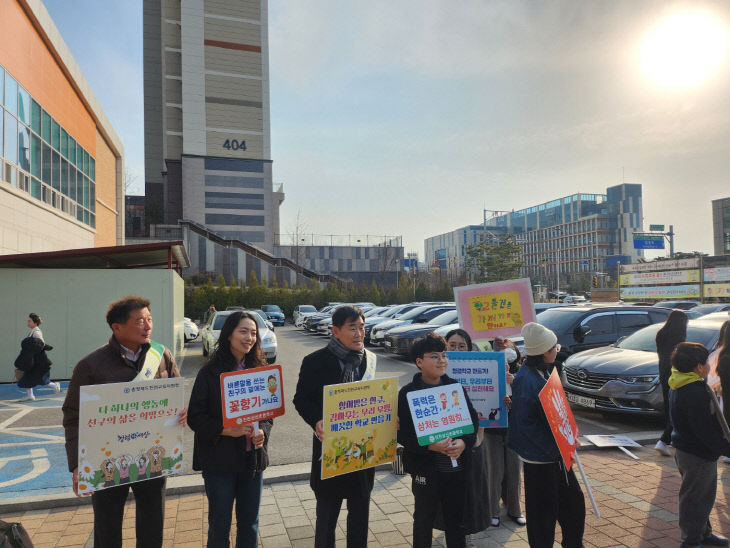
[18, 394, 36, 402]
[52, 382, 61, 394]
[655, 440, 671, 457]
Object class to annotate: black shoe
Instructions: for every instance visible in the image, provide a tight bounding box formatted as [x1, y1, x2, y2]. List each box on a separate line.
[702, 534, 729, 547]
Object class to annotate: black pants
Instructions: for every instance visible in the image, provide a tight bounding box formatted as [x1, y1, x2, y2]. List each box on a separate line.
[411, 470, 466, 548]
[314, 493, 370, 548]
[91, 477, 166, 548]
[523, 462, 584, 548]
[660, 378, 673, 444]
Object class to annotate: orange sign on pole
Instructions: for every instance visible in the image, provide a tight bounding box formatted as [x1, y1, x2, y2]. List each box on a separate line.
[538, 368, 580, 469]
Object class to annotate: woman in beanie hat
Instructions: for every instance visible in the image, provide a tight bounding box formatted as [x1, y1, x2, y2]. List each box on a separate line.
[507, 322, 585, 548]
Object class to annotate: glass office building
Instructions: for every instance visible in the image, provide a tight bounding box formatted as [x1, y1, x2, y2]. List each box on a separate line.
[713, 197, 730, 256]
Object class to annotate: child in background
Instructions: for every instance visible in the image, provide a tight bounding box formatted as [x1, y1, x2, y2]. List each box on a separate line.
[398, 332, 479, 548]
[669, 342, 730, 548]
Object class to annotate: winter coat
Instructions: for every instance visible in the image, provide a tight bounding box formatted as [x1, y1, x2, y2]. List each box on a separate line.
[62, 336, 180, 472]
[187, 355, 273, 475]
[293, 347, 375, 498]
[507, 363, 561, 463]
[669, 379, 730, 461]
[15, 336, 53, 389]
[397, 372, 479, 476]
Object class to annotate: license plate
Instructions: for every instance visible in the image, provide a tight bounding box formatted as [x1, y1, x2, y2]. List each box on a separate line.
[566, 392, 595, 408]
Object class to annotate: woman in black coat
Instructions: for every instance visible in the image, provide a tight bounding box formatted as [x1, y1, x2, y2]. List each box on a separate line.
[15, 313, 59, 401]
[714, 321, 730, 440]
[188, 311, 273, 548]
[654, 310, 688, 455]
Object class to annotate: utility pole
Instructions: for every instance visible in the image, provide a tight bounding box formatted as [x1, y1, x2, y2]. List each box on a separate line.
[668, 225, 675, 259]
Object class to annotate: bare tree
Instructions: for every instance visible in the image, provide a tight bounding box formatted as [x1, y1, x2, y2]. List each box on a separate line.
[287, 209, 309, 274]
[124, 169, 139, 195]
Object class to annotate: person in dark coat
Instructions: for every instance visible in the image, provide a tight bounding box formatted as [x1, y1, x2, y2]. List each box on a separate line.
[188, 311, 273, 548]
[655, 310, 689, 456]
[293, 306, 375, 548]
[398, 332, 479, 548]
[15, 313, 59, 401]
[714, 320, 730, 462]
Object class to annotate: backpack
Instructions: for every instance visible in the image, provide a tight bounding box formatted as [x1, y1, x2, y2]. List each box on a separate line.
[0, 520, 33, 547]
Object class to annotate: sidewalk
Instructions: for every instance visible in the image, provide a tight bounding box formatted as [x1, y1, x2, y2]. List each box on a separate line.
[3, 446, 730, 547]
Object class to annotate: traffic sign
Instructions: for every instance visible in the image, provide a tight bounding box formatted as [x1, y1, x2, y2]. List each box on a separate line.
[633, 234, 665, 249]
[649, 224, 665, 232]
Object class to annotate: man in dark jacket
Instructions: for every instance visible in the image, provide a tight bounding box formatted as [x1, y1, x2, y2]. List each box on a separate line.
[293, 306, 376, 548]
[669, 342, 730, 548]
[398, 332, 478, 548]
[62, 296, 185, 548]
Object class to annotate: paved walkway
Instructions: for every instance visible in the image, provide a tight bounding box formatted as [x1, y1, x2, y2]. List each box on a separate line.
[3, 446, 730, 547]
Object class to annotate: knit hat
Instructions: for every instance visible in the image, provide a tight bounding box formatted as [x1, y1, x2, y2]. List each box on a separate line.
[521, 322, 558, 356]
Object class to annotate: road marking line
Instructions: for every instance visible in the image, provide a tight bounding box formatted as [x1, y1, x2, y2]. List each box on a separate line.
[0, 453, 51, 488]
[0, 440, 64, 448]
[0, 429, 65, 441]
[0, 448, 47, 466]
[0, 407, 33, 430]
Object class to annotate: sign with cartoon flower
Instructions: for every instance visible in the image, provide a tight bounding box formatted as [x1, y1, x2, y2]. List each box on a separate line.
[321, 377, 398, 479]
[77, 378, 185, 494]
[220, 364, 285, 428]
[454, 278, 535, 341]
[538, 369, 580, 468]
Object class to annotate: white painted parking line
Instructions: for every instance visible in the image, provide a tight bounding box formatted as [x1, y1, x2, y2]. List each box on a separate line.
[0, 407, 33, 430]
[0, 448, 51, 488]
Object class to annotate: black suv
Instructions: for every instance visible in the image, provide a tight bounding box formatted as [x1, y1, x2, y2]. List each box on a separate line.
[536, 305, 672, 355]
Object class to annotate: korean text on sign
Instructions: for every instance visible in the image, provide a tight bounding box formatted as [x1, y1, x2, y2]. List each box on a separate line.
[220, 364, 285, 428]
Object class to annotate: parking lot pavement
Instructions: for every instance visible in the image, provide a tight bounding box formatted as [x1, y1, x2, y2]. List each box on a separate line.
[5, 448, 730, 547]
[0, 382, 70, 499]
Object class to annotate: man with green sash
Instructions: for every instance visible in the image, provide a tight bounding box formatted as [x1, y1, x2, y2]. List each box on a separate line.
[62, 296, 186, 548]
[294, 305, 377, 548]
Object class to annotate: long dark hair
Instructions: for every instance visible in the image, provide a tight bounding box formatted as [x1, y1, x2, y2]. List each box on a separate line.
[212, 311, 266, 369]
[656, 310, 688, 347]
[445, 328, 473, 351]
[716, 320, 730, 377]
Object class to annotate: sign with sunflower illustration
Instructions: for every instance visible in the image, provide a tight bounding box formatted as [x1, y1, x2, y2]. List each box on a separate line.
[77, 377, 185, 494]
[321, 377, 398, 479]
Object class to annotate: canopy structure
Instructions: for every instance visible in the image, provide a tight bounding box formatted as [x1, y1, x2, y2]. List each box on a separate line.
[0, 241, 189, 276]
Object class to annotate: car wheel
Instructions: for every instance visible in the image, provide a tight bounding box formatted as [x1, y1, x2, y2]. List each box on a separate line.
[202, 341, 208, 357]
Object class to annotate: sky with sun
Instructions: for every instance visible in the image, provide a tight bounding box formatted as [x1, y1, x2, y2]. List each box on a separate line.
[43, 1, 730, 260]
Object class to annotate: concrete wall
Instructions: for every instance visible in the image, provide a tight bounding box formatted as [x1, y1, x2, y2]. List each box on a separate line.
[0, 269, 185, 383]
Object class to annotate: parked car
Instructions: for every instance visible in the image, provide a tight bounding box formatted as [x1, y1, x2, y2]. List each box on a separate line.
[261, 305, 285, 326]
[535, 304, 672, 356]
[384, 310, 459, 356]
[652, 300, 700, 310]
[183, 317, 199, 342]
[561, 315, 727, 415]
[562, 295, 587, 304]
[535, 303, 573, 314]
[363, 304, 417, 344]
[301, 305, 338, 331]
[316, 306, 389, 337]
[369, 304, 455, 346]
[201, 310, 277, 363]
[293, 304, 319, 326]
[686, 303, 730, 317]
[250, 309, 275, 330]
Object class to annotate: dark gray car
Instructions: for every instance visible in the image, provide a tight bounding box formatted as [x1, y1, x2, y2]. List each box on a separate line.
[562, 317, 725, 415]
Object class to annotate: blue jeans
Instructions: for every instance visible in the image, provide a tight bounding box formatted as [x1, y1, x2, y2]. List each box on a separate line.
[203, 470, 263, 548]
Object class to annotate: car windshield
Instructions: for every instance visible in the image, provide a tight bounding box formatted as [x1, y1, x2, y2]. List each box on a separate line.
[299, 305, 317, 313]
[262, 305, 282, 313]
[399, 306, 431, 320]
[364, 307, 386, 317]
[212, 312, 265, 331]
[690, 304, 724, 316]
[536, 309, 589, 333]
[429, 310, 458, 326]
[617, 324, 718, 352]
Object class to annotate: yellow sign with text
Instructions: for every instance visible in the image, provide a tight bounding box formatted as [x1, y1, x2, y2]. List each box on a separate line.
[321, 377, 398, 480]
[468, 290, 524, 331]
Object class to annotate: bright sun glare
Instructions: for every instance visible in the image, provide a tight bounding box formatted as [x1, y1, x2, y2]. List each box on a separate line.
[639, 9, 728, 90]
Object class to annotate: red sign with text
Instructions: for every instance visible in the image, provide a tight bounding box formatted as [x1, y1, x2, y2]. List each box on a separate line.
[538, 369, 580, 468]
[220, 365, 285, 428]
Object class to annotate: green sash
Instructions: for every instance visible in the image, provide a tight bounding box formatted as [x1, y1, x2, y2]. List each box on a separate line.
[132, 341, 166, 382]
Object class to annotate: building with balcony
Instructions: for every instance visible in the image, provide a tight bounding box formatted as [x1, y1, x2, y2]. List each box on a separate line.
[0, 0, 124, 255]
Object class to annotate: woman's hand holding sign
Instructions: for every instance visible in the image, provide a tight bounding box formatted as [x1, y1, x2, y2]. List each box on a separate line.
[428, 437, 466, 460]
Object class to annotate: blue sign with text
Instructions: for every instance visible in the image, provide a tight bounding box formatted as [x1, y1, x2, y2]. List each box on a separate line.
[633, 235, 665, 250]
